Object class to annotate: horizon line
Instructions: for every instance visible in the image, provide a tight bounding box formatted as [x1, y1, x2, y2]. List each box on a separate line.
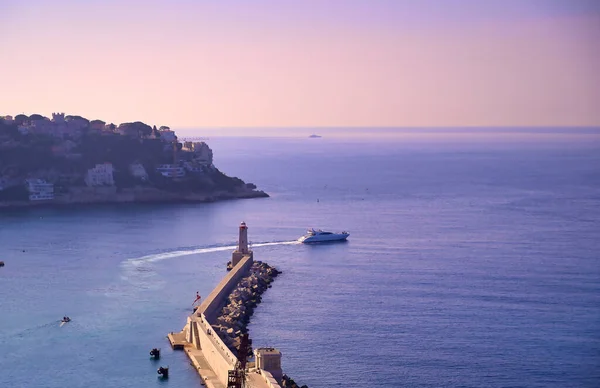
[173, 125, 600, 129]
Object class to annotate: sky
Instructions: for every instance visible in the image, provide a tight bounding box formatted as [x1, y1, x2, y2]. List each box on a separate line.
[0, 0, 599, 130]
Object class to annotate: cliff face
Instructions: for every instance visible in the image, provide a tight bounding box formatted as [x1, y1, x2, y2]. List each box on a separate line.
[0, 115, 268, 206]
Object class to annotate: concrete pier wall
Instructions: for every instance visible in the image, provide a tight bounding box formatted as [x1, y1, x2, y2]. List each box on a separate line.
[170, 243, 284, 387]
[260, 371, 282, 388]
[186, 254, 254, 386]
[199, 254, 254, 322]
[195, 314, 238, 384]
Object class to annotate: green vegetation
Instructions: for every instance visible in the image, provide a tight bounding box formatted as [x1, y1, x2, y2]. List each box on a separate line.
[0, 185, 28, 201]
[0, 115, 265, 203]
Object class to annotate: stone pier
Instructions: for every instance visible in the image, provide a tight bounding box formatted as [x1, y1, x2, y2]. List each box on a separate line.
[168, 222, 285, 388]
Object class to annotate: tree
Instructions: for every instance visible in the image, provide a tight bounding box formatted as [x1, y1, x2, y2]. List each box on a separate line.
[14, 114, 29, 125]
[65, 115, 90, 123]
[135, 122, 152, 138]
[29, 114, 47, 121]
[117, 122, 152, 138]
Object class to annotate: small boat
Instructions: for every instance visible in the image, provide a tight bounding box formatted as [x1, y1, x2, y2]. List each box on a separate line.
[149, 348, 161, 359]
[60, 316, 71, 327]
[157, 366, 169, 378]
[298, 229, 349, 243]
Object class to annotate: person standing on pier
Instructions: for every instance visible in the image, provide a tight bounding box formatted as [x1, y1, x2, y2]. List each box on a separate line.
[192, 291, 201, 306]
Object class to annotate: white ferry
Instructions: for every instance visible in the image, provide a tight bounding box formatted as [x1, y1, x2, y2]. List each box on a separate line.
[298, 229, 349, 243]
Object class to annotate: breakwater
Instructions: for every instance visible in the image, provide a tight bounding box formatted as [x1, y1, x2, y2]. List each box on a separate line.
[168, 222, 308, 388]
[213, 261, 281, 358]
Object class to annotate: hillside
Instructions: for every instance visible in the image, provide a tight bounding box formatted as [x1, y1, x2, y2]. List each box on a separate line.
[0, 114, 268, 205]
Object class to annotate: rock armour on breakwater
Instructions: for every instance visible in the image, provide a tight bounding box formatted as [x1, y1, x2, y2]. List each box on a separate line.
[282, 375, 309, 388]
[212, 261, 281, 358]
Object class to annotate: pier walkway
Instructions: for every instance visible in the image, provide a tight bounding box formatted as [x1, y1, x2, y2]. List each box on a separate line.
[168, 222, 282, 388]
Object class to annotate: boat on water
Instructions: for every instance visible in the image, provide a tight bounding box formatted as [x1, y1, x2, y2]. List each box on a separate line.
[298, 228, 349, 243]
[59, 316, 71, 327]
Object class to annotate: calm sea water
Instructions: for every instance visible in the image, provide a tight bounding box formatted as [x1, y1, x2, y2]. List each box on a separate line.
[1, 132, 599, 388]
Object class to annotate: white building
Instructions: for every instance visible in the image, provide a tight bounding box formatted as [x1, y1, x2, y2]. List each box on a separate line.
[85, 163, 115, 186]
[129, 163, 148, 180]
[25, 179, 54, 201]
[156, 164, 185, 178]
[254, 348, 283, 381]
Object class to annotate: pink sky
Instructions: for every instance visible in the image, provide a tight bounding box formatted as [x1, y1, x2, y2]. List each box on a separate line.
[0, 0, 598, 129]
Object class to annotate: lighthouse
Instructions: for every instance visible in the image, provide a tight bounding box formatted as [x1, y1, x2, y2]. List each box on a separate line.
[238, 221, 249, 254]
[231, 221, 252, 267]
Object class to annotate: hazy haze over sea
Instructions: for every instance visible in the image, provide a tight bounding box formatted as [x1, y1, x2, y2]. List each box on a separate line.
[174, 126, 600, 139]
[1, 129, 599, 387]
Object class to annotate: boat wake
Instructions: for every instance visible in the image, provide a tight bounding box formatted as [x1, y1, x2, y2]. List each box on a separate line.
[123, 240, 299, 268]
[0, 320, 63, 343]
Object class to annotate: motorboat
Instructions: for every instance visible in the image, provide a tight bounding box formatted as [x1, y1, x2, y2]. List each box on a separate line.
[59, 316, 71, 327]
[298, 228, 349, 243]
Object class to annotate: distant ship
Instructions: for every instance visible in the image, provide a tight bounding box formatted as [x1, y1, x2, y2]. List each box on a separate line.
[308, 134, 322, 138]
[298, 229, 349, 243]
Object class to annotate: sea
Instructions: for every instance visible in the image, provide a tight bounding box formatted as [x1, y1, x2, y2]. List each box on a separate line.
[1, 128, 599, 388]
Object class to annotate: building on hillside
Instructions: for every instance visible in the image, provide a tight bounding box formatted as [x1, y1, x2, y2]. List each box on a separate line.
[158, 129, 177, 143]
[25, 179, 54, 201]
[65, 116, 89, 133]
[183, 141, 213, 165]
[129, 163, 148, 181]
[103, 123, 117, 135]
[15, 113, 82, 138]
[21, 118, 53, 136]
[90, 120, 106, 131]
[182, 161, 204, 173]
[52, 112, 65, 123]
[85, 163, 115, 186]
[156, 164, 185, 178]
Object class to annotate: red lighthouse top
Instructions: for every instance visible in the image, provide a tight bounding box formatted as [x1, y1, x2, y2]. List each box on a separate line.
[240, 221, 247, 229]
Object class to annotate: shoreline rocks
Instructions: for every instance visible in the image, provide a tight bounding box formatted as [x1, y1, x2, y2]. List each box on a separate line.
[212, 261, 281, 358]
[0, 188, 269, 209]
[210, 260, 309, 387]
[282, 375, 309, 388]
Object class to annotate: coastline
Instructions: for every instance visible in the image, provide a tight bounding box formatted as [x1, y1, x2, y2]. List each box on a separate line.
[0, 187, 269, 209]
